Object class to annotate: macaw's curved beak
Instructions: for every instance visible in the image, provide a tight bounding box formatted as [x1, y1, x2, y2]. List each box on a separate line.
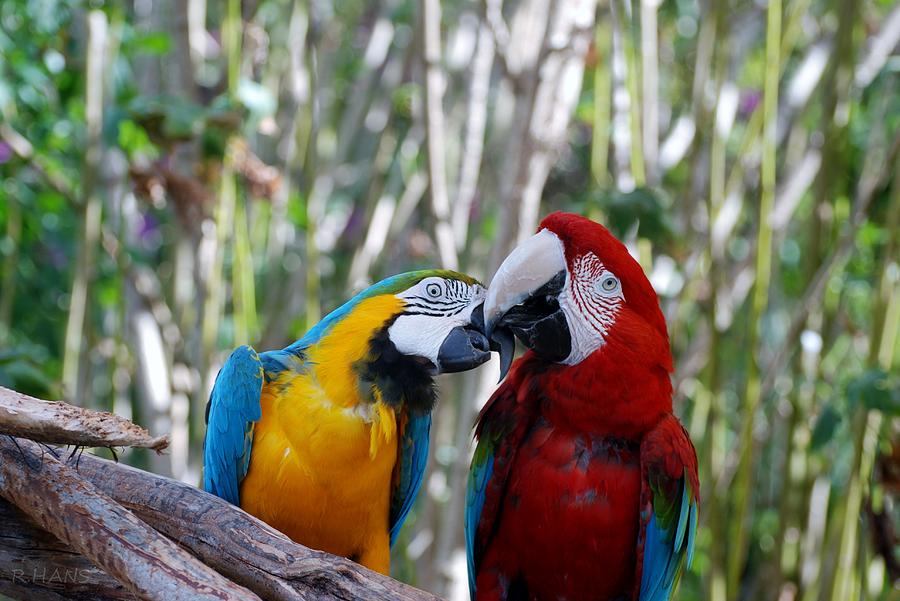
[484, 229, 572, 381]
[435, 305, 492, 373]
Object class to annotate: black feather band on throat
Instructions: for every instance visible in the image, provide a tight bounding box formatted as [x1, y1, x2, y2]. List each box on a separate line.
[353, 325, 438, 415]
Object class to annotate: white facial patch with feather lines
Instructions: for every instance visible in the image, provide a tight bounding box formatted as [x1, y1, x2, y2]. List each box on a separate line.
[388, 277, 485, 366]
[558, 253, 625, 365]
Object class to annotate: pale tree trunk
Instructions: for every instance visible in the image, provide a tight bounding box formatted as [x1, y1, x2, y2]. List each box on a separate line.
[451, 21, 494, 252]
[421, 0, 459, 271]
[488, 0, 598, 272]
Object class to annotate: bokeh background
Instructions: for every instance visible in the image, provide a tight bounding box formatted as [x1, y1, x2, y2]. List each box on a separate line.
[0, 0, 898, 599]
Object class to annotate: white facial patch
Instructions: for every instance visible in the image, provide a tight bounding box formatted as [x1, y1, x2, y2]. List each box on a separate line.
[558, 253, 624, 364]
[388, 277, 486, 365]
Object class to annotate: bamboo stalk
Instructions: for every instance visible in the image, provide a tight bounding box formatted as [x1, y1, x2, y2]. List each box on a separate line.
[772, 1, 860, 594]
[705, 5, 728, 600]
[591, 13, 612, 189]
[668, 0, 816, 344]
[258, 0, 311, 349]
[615, 0, 645, 187]
[198, 0, 242, 418]
[305, 191, 322, 329]
[485, 4, 545, 273]
[727, 0, 782, 596]
[488, 0, 598, 270]
[827, 134, 900, 601]
[302, 23, 322, 332]
[199, 155, 235, 390]
[62, 10, 108, 406]
[232, 191, 258, 345]
[640, 0, 658, 184]
[347, 132, 420, 288]
[758, 135, 900, 408]
[0, 196, 21, 337]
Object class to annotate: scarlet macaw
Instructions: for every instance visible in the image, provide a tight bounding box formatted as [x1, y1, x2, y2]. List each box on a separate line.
[467, 213, 699, 600]
[203, 270, 490, 574]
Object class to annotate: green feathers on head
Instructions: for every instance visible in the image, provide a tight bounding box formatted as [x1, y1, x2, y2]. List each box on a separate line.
[363, 270, 481, 297]
[286, 270, 481, 351]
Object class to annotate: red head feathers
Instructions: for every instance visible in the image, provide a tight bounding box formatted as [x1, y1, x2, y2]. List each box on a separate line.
[538, 212, 669, 345]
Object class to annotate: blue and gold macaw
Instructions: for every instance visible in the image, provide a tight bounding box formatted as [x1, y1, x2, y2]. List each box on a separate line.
[202, 270, 489, 574]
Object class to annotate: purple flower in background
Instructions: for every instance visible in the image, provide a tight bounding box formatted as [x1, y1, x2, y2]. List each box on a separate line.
[739, 89, 762, 119]
[343, 205, 366, 243]
[136, 212, 164, 251]
[43, 243, 68, 269]
[138, 213, 160, 240]
[0, 141, 12, 164]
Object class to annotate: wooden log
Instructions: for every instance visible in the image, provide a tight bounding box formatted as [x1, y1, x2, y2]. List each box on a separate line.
[74, 453, 442, 601]
[0, 387, 168, 451]
[0, 436, 259, 601]
[0, 499, 137, 601]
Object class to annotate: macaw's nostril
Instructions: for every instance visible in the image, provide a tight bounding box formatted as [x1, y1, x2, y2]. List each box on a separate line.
[436, 325, 492, 374]
[469, 329, 490, 352]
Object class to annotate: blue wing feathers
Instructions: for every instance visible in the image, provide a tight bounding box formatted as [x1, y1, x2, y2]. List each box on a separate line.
[389, 412, 432, 546]
[465, 440, 495, 599]
[640, 513, 667, 601]
[202, 345, 264, 505]
[639, 476, 698, 601]
[674, 482, 690, 552]
[686, 495, 698, 568]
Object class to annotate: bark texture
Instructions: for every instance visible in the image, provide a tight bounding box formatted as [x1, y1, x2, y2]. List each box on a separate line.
[76, 453, 441, 601]
[0, 437, 441, 601]
[0, 436, 258, 601]
[0, 387, 168, 451]
[0, 499, 137, 601]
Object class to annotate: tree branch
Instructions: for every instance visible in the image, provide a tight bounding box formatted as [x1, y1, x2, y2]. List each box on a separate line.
[0, 499, 137, 601]
[73, 453, 440, 601]
[0, 387, 168, 451]
[0, 436, 256, 601]
[0, 437, 441, 600]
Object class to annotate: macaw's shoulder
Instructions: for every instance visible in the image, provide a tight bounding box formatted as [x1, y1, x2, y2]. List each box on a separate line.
[641, 414, 699, 497]
[257, 348, 309, 382]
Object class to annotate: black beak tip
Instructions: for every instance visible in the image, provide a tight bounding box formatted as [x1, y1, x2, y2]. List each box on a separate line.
[489, 326, 515, 382]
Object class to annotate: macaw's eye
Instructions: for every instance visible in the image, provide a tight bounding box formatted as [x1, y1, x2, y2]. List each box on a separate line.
[426, 282, 443, 298]
[600, 276, 619, 292]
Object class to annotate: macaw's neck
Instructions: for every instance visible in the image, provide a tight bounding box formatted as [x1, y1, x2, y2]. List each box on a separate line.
[303, 295, 436, 415]
[526, 320, 674, 440]
[354, 326, 437, 414]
